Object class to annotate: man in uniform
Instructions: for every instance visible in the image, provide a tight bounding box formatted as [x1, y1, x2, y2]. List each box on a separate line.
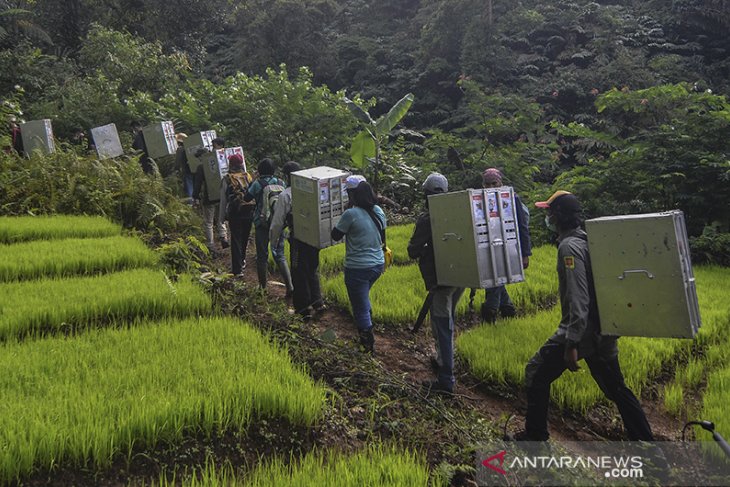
[511, 190, 654, 441]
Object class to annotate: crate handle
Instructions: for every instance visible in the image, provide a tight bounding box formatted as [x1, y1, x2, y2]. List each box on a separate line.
[441, 233, 463, 241]
[618, 269, 655, 280]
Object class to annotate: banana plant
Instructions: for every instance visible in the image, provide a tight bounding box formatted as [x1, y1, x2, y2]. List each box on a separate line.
[343, 93, 414, 191]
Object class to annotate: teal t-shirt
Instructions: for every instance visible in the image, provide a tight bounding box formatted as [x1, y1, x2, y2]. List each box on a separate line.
[335, 205, 386, 269]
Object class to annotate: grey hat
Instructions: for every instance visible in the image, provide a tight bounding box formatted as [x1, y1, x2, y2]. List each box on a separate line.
[345, 174, 367, 189]
[422, 173, 448, 194]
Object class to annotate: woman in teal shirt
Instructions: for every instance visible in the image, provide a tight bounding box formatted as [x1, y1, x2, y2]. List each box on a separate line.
[331, 180, 385, 354]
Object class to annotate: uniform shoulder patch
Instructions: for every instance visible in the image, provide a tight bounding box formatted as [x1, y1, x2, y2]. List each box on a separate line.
[564, 256, 575, 269]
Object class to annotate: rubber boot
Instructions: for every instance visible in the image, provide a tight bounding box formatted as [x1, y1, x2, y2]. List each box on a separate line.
[500, 304, 517, 318]
[358, 328, 375, 354]
[256, 261, 268, 289]
[278, 260, 294, 297]
[481, 304, 498, 324]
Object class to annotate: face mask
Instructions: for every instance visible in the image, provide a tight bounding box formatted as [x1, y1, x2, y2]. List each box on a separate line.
[545, 215, 557, 233]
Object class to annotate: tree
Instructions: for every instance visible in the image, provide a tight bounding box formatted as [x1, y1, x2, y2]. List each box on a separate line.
[345, 92, 414, 191]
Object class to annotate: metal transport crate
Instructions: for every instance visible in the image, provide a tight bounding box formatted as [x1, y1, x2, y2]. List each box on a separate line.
[429, 187, 525, 288]
[20, 119, 55, 155]
[586, 210, 701, 338]
[290, 166, 350, 249]
[184, 130, 217, 172]
[198, 146, 245, 202]
[142, 121, 177, 159]
[90, 123, 123, 160]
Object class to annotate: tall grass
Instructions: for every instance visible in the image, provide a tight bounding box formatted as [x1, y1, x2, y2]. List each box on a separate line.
[321, 245, 558, 325]
[457, 245, 558, 316]
[666, 266, 730, 416]
[152, 445, 430, 487]
[0, 235, 157, 282]
[701, 364, 730, 462]
[319, 223, 416, 275]
[457, 306, 686, 412]
[0, 269, 211, 339]
[0, 317, 327, 484]
[0, 215, 121, 243]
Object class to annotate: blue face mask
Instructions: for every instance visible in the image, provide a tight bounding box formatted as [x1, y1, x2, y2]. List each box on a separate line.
[545, 215, 557, 233]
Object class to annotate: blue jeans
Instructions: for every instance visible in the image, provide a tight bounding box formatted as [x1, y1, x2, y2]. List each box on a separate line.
[344, 265, 384, 331]
[183, 172, 194, 199]
[431, 286, 465, 389]
[484, 285, 514, 311]
[254, 223, 290, 289]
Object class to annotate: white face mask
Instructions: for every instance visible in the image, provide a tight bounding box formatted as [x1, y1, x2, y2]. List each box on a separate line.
[545, 215, 557, 233]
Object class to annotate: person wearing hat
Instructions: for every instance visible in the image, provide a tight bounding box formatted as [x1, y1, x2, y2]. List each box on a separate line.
[344, 174, 401, 211]
[270, 162, 327, 320]
[477, 167, 532, 323]
[509, 190, 654, 441]
[174, 133, 194, 202]
[6, 115, 23, 155]
[244, 158, 293, 294]
[408, 173, 464, 395]
[220, 153, 255, 275]
[331, 180, 386, 354]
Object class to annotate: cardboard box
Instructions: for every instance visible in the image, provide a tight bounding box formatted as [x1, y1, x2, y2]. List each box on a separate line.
[429, 187, 525, 288]
[587, 211, 701, 338]
[291, 166, 350, 248]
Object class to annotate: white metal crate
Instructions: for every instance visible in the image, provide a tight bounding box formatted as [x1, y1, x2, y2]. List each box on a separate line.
[90, 123, 123, 160]
[429, 187, 524, 288]
[291, 166, 350, 249]
[586, 211, 701, 338]
[20, 119, 55, 155]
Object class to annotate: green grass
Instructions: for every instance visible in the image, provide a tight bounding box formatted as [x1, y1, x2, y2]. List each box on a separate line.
[701, 363, 730, 462]
[322, 245, 558, 325]
[0, 235, 157, 282]
[0, 215, 120, 243]
[0, 269, 211, 340]
[319, 223, 416, 275]
[0, 317, 327, 483]
[457, 306, 686, 412]
[663, 266, 730, 416]
[154, 445, 430, 487]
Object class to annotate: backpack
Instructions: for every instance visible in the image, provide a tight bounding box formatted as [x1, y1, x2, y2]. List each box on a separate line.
[260, 177, 285, 224]
[226, 172, 255, 219]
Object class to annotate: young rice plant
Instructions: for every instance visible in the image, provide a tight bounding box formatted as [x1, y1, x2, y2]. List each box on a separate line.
[0, 215, 120, 244]
[0, 317, 327, 483]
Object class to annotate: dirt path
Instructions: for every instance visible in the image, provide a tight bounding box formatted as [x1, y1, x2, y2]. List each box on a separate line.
[220, 239, 685, 446]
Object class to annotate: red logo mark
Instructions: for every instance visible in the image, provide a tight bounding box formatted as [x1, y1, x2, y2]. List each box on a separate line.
[482, 450, 507, 475]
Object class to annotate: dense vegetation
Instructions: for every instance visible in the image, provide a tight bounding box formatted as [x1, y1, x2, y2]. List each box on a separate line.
[1, 0, 728, 263]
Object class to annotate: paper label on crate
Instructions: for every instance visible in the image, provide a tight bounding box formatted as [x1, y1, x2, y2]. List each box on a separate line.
[44, 119, 55, 151]
[201, 130, 216, 151]
[216, 147, 244, 176]
[472, 195, 486, 223]
[487, 193, 499, 218]
[500, 192, 513, 219]
[319, 182, 330, 202]
[162, 121, 177, 154]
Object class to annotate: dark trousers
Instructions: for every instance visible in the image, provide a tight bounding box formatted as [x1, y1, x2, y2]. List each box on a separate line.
[290, 238, 322, 315]
[524, 339, 654, 441]
[229, 216, 253, 275]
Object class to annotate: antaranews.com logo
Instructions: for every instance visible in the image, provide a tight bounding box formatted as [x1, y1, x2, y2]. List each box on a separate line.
[481, 449, 643, 479]
[475, 441, 730, 487]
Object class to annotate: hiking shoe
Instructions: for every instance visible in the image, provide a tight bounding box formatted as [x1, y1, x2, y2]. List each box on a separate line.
[421, 380, 453, 396]
[313, 303, 328, 314]
[220, 239, 230, 249]
[358, 329, 375, 355]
